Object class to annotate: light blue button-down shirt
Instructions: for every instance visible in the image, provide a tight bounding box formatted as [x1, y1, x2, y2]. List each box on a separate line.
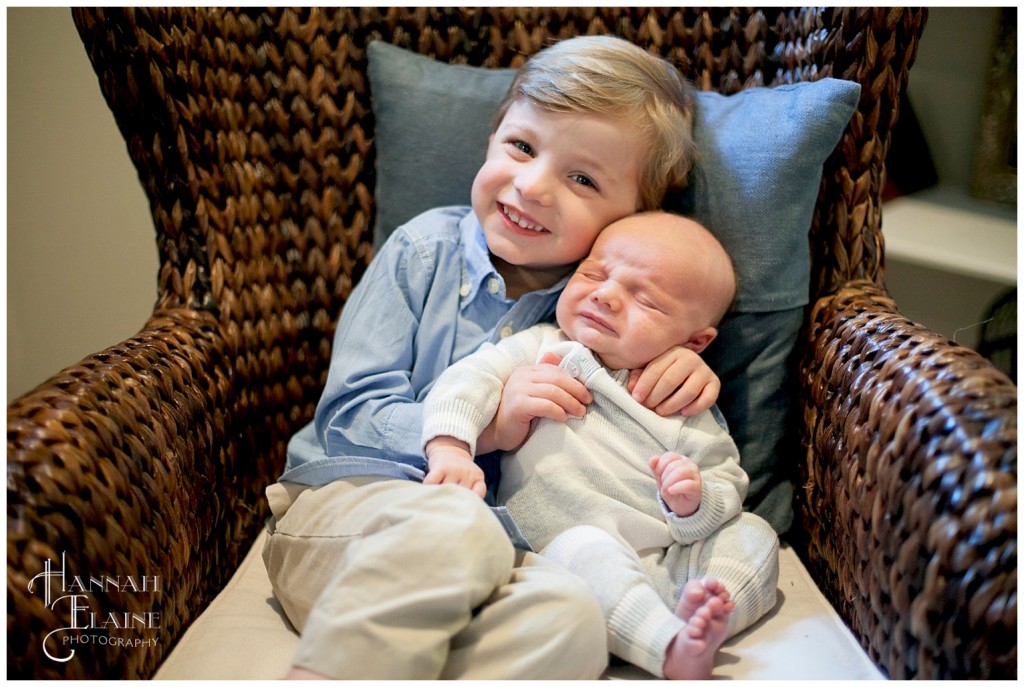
[279, 206, 568, 486]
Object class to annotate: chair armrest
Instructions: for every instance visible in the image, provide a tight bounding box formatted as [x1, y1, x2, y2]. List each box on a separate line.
[795, 280, 1017, 679]
[7, 307, 264, 679]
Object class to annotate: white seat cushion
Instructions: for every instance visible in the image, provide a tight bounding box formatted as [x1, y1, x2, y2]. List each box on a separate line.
[155, 529, 884, 680]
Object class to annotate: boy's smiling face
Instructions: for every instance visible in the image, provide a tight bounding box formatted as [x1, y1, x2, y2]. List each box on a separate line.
[472, 100, 645, 287]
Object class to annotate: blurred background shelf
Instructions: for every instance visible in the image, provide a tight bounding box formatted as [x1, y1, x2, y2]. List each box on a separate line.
[880, 7, 1016, 379]
[884, 187, 1015, 286]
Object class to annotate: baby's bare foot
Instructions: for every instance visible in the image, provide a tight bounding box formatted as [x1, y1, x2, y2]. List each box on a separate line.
[663, 579, 734, 680]
[675, 579, 709, 621]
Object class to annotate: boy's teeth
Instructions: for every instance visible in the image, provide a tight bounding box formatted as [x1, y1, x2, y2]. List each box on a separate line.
[504, 206, 544, 232]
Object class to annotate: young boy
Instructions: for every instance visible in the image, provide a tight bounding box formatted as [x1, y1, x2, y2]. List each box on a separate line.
[263, 36, 718, 679]
[423, 213, 780, 680]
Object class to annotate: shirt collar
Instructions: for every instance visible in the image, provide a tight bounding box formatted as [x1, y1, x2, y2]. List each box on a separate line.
[459, 212, 573, 304]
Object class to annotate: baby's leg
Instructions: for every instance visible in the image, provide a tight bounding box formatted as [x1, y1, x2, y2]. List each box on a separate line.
[542, 526, 686, 678]
[662, 579, 734, 680]
[687, 512, 780, 639]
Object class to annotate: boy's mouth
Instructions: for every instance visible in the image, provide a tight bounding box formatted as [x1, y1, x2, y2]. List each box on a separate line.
[500, 203, 549, 234]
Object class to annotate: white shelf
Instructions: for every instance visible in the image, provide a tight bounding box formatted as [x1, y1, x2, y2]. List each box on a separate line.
[882, 188, 1017, 285]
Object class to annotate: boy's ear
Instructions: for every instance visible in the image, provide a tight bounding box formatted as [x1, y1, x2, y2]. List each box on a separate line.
[683, 327, 717, 354]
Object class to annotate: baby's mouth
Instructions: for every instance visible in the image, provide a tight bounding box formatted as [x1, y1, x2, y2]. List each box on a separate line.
[580, 311, 616, 335]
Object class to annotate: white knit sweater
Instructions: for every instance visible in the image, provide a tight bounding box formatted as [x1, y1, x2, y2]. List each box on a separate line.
[422, 324, 749, 554]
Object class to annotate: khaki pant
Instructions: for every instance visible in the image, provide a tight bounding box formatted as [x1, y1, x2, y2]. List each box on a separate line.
[262, 477, 608, 679]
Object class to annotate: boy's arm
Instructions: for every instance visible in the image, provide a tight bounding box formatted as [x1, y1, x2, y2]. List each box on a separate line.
[312, 229, 457, 468]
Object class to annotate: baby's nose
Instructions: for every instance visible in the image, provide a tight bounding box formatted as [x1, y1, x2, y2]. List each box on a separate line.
[590, 284, 620, 309]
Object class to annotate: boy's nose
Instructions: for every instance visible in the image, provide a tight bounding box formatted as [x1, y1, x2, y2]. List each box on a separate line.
[514, 164, 554, 206]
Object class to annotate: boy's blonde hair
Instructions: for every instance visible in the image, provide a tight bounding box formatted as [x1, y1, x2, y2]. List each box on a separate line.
[492, 35, 697, 211]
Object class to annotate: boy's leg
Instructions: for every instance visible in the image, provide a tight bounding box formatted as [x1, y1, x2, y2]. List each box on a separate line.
[441, 550, 609, 679]
[262, 478, 515, 679]
[542, 525, 684, 678]
[682, 512, 780, 638]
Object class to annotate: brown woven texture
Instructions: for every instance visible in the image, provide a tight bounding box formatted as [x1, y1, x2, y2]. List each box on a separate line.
[7, 7, 1015, 680]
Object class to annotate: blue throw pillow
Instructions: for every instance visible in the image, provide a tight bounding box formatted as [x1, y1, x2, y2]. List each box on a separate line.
[367, 40, 860, 533]
[368, 43, 517, 248]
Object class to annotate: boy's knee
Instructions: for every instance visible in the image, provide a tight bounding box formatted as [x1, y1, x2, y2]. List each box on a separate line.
[405, 485, 516, 574]
[521, 562, 608, 677]
[564, 576, 606, 638]
[416, 484, 510, 540]
[557, 583, 608, 676]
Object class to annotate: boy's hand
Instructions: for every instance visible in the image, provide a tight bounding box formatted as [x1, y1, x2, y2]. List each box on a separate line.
[650, 452, 702, 517]
[628, 346, 720, 417]
[424, 436, 487, 498]
[480, 352, 592, 453]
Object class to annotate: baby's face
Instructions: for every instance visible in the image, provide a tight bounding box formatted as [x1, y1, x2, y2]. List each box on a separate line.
[471, 100, 646, 278]
[555, 220, 721, 370]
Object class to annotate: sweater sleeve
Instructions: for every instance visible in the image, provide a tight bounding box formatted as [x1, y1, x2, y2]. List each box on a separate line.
[421, 325, 551, 455]
[660, 412, 750, 545]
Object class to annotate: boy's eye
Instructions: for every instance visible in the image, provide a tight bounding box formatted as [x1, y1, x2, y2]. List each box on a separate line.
[510, 140, 534, 156]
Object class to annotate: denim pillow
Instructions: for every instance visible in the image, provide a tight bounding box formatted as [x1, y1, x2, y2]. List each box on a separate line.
[368, 43, 517, 248]
[367, 40, 860, 533]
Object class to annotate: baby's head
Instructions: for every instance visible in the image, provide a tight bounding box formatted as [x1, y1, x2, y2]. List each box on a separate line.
[493, 35, 697, 210]
[555, 212, 735, 371]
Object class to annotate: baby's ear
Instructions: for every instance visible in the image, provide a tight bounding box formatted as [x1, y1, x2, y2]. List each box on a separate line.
[683, 327, 717, 354]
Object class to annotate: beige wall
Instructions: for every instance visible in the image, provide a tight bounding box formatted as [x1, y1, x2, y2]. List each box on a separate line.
[905, 7, 1003, 191]
[7, 7, 157, 401]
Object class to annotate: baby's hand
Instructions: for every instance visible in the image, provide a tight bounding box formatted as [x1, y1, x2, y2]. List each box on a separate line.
[650, 452, 702, 517]
[424, 436, 487, 498]
[485, 352, 592, 452]
[629, 346, 719, 417]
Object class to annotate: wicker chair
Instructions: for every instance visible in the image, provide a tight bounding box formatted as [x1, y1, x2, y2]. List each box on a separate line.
[7, 7, 1016, 680]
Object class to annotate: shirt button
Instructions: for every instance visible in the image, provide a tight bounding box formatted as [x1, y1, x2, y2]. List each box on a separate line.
[487, 278, 501, 294]
[459, 283, 470, 297]
[499, 326, 513, 339]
